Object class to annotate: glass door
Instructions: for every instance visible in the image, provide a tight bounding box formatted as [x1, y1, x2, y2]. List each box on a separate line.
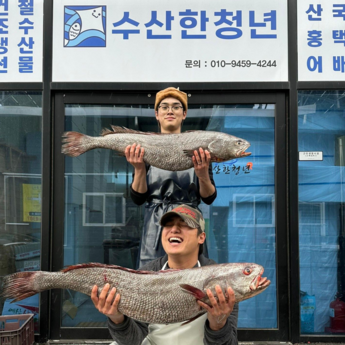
[298, 91, 345, 339]
[51, 91, 288, 340]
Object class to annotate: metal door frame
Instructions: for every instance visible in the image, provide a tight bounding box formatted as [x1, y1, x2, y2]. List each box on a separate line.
[51, 90, 288, 341]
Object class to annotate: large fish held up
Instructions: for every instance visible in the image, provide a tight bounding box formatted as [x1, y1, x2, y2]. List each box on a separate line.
[61, 126, 251, 171]
[1, 262, 269, 324]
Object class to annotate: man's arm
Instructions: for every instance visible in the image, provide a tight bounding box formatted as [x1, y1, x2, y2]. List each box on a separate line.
[108, 316, 148, 345]
[130, 182, 150, 205]
[204, 303, 238, 345]
[125, 143, 150, 205]
[198, 285, 238, 345]
[199, 164, 217, 205]
[193, 148, 218, 204]
[193, 148, 216, 199]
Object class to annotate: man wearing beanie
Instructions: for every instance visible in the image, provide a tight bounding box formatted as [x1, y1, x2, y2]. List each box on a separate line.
[92, 205, 238, 345]
[124, 87, 218, 267]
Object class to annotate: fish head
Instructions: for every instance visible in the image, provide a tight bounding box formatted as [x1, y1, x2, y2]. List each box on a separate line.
[228, 263, 270, 301]
[226, 137, 251, 159]
[209, 134, 251, 161]
[204, 263, 270, 302]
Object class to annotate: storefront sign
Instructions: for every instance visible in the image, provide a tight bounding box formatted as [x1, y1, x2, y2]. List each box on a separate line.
[53, 0, 288, 82]
[298, 1, 345, 81]
[0, 0, 43, 82]
[299, 151, 323, 161]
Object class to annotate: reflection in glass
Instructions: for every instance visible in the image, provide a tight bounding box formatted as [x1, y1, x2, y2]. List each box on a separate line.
[62, 103, 277, 329]
[298, 91, 345, 334]
[0, 92, 42, 332]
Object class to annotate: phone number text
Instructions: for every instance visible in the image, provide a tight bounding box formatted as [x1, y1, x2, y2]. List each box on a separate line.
[185, 60, 277, 68]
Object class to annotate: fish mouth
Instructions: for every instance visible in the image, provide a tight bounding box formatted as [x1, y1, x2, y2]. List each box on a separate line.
[236, 144, 251, 158]
[250, 269, 270, 291]
[240, 151, 251, 157]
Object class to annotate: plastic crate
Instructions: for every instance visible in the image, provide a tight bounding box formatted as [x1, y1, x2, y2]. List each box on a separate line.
[0, 314, 34, 345]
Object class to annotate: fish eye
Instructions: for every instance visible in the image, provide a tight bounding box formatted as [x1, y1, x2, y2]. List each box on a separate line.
[243, 267, 252, 275]
[237, 140, 242, 145]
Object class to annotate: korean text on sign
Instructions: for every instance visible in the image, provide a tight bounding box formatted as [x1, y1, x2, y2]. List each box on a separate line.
[18, 0, 35, 73]
[305, 3, 345, 74]
[0, 0, 9, 73]
[111, 9, 278, 40]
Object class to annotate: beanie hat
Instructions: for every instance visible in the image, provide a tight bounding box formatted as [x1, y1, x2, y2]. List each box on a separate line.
[154, 87, 188, 111]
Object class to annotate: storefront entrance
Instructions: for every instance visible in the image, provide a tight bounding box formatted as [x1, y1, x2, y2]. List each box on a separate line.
[50, 91, 288, 340]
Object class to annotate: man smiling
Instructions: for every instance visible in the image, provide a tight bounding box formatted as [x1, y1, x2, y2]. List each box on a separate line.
[91, 205, 238, 345]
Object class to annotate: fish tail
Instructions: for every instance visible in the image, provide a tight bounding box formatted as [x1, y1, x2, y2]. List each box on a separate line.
[61, 131, 94, 157]
[1, 271, 42, 302]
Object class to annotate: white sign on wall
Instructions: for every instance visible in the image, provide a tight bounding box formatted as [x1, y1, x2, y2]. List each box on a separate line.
[0, 0, 43, 82]
[298, 0, 345, 81]
[299, 151, 323, 161]
[53, 0, 288, 82]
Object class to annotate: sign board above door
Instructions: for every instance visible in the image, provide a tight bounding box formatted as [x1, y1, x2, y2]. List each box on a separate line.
[52, 0, 288, 82]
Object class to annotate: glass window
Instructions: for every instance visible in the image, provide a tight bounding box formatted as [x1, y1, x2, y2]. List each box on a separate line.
[62, 103, 277, 329]
[0, 91, 42, 332]
[298, 91, 345, 334]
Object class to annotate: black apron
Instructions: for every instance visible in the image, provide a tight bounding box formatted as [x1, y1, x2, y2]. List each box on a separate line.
[138, 166, 207, 268]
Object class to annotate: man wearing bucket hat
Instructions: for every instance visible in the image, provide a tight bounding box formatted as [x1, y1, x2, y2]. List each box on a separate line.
[92, 205, 238, 345]
[125, 87, 218, 267]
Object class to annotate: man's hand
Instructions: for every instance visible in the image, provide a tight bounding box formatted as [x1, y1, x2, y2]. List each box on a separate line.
[91, 284, 125, 324]
[193, 148, 215, 198]
[197, 285, 235, 331]
[192, 148, 211, 181]
[125, 143, 146, 171]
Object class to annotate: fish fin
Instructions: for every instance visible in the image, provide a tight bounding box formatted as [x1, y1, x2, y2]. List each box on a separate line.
[208, 140, 225, 155]
[207, 140, 227, 162]
[61, 262, 157, 275]
[112, 151, 126, 157]
[101, 128, 114, 136]
[111, 126, 143, 134]
[61, 131, 92, 157]
[182, 148, 209, 158]
[182, 149, 195, 158]
[183, 148, 226, 163]
[0, 272, 39, 302]
[203, 278, 229, 300]
[210, 154, 228, 163]
[102, 126, 162, 137]
[181, 312, 206, 326]
[180, 284, 206, 300]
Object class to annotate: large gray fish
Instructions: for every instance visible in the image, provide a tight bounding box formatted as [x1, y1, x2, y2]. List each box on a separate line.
[1, 262, 269, 324]
[61, 126, 251, 171]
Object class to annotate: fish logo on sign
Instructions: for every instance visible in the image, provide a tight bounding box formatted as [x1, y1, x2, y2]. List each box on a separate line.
[64, 6, 106, 47]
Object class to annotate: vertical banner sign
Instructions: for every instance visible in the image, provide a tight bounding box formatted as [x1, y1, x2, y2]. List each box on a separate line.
[53, 0, 288, 82]
[23, 184, 41, 222]
[298, 0, 345, 81]
[0, 0, 43, 82]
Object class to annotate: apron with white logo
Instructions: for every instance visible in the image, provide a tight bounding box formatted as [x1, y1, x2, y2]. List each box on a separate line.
[138, 166, 199, 267]
[142, 314, 208, 345]
[141, 260, 206, 345]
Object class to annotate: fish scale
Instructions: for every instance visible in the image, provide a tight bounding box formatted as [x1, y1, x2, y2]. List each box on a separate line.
[61, 127, 251, 171]
[1, 262, 269, 324]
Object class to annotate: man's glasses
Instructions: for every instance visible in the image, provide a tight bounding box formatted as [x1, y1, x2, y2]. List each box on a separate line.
[158, 105, 183, 113]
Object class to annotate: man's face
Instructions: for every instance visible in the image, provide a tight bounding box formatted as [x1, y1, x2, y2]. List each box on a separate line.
[155, 97, 187, 134]
[161, 215, 205, 257]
